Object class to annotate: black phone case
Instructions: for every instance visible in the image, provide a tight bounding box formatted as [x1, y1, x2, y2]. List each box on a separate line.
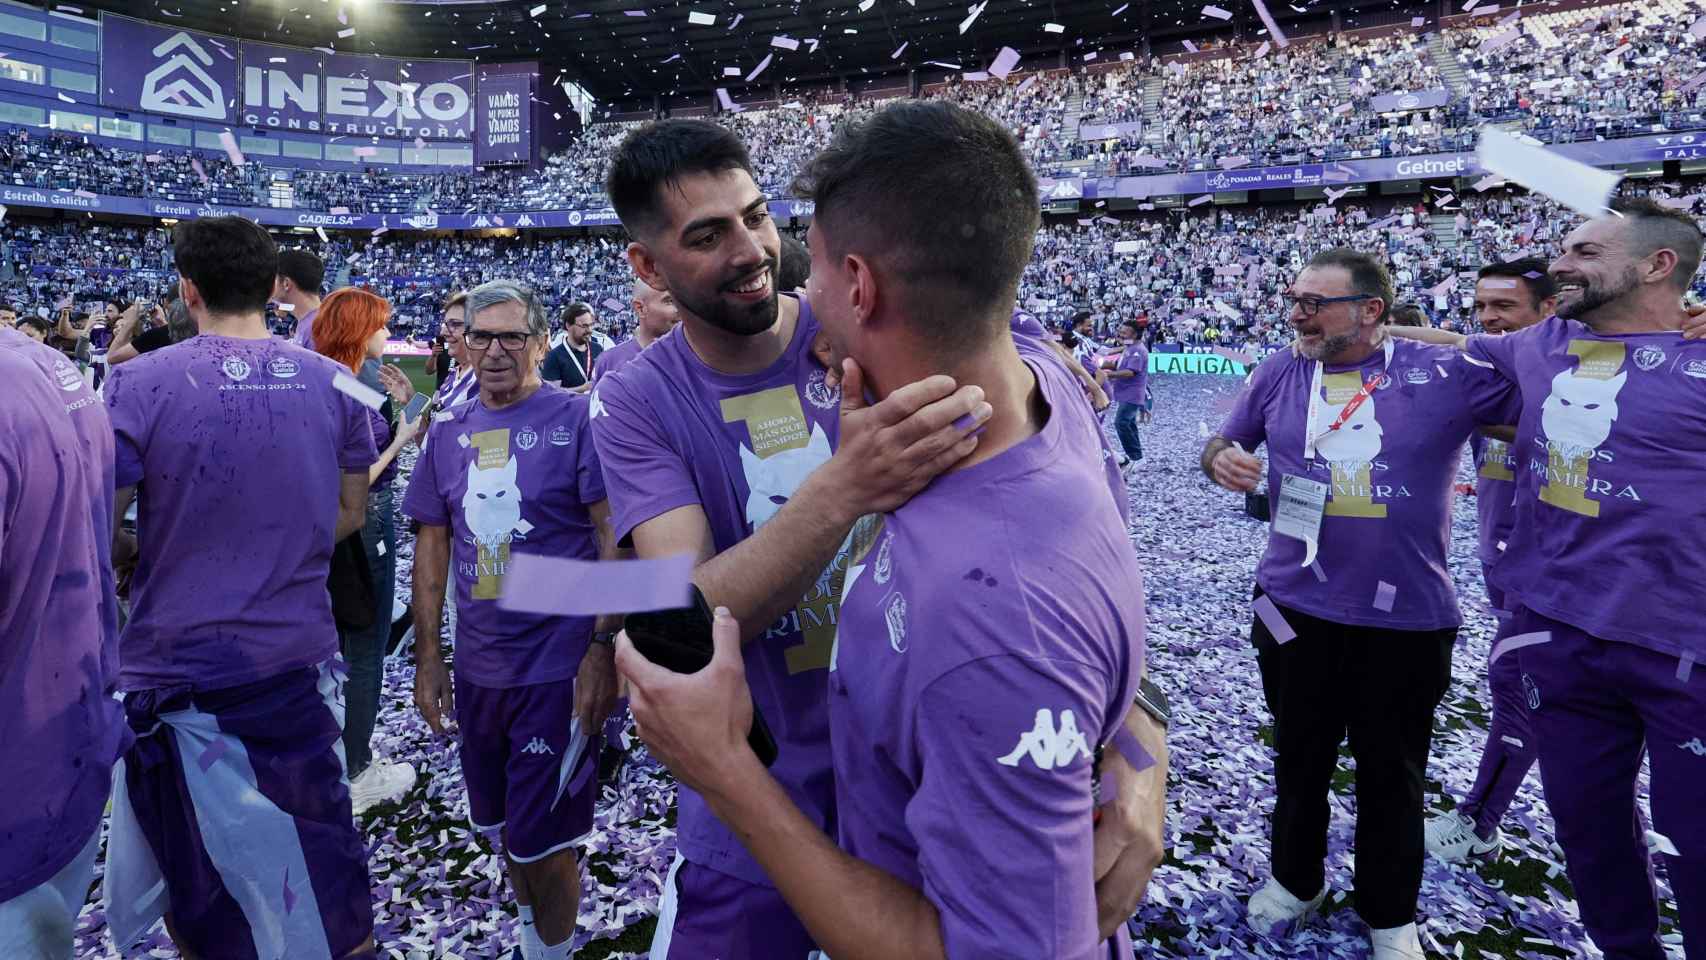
[624, 587, 780, 768]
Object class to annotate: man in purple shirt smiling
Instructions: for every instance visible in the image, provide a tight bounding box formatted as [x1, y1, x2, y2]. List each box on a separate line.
[1107, 320, 1151, 470]
[590, 116, 997, 958]
[614, 101, 1163, 960]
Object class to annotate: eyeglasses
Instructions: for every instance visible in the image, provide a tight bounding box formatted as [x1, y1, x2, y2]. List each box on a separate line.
[442, 318, 465, 332]
[464, 329, 533, 351]
[1284, 293, 1372, 317]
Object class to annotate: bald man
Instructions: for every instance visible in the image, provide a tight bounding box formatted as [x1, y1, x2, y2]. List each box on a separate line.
[591, 279, 683, 385]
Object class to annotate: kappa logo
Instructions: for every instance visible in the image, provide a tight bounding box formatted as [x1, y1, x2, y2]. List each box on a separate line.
[53, 358, 82, 392]
[997, 709, 1092, 771]
[514, 214, 536, 227]
[1681, 738, 1706, 756]
[521, 737, 554, 756]
[1633, 345, 1667, 372]
[872, 534, 894, 586]
[515, 426, 539, 451]
[140, 32, 227, 121]
[471, 215, 492, 229]
[1684, 359, 1706, 379]
[884, 592, 908, 653]
[1404, 367, 1431, 385]
[805, 367, 840, 410]
[221, 356, 252, 381]
[1522, 674, 1541, 712]
[549, 424, 574, 446]
[267, 357, 300, 379]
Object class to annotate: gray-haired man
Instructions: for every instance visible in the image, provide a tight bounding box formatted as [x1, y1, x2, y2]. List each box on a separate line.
[403, 281, 622, 960]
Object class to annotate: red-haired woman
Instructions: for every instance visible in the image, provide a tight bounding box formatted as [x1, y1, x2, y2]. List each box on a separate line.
[312, 286, 420, 813]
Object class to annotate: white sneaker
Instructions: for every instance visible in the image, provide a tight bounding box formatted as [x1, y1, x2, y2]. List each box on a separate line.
[1246, 877, 1326, 937]
[1424, 810, 1501, 862]
[349, 759, 418, 815]
[1369, 922, 1426, 959]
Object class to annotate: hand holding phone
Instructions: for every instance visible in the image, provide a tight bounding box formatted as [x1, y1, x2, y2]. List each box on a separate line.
[623, 586, 779, 767]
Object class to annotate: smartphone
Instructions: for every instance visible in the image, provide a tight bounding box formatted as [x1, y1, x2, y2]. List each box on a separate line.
[624, 585, 779, 767]
[403, 392, 431, 421]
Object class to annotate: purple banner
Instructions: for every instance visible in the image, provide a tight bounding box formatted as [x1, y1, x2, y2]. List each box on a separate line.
[100, 14, 239, 123]
[240, 41, 323, 132]
[1079, 121, 1143, 142]
[103, 13, 475, 140]
[474, 73, 531, 166]
[1369, 89, 1451, 112]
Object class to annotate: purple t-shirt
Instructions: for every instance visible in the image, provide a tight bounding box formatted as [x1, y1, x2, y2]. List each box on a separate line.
[292, 306, 318, 350]
[1470, 432, 1518, 569]
[1110, 343, 1150, 406]
[0, 343, 128, 902]
[1012, 329, 1130, 527]
[831, 343, 1144, 960]
[591, 336, 643, 384]
[1467, 316, 1706, 659]
[1219, 338, 1519, 629]
[1010, 309, 1049, 340]
[591, 296, 842, 887]
[106, 335, 378, 692]
[403, 384, 605, 688]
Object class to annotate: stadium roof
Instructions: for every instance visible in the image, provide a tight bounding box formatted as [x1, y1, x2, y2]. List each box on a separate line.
[71, 0, 1424, 105]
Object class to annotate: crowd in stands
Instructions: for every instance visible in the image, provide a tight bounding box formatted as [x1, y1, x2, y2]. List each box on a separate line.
[10, 176, 1702, 359]
[0, 2, 1694, 217]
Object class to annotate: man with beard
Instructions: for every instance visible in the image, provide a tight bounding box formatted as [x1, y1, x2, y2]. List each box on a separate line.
[591, 278, 682, 385]
[406, 280, 619, 960]
[591, 118, 990, 958]
[1423, 259, 1556, 864]
[1397, 199, 1705, 960]
[1201, 248, 1520, 959]
[541, 302, 603, 393]
[612, 99, 1160, 960]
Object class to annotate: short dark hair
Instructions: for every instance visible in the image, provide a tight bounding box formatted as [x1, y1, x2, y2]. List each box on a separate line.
[0, 302, 15, 314]
[563, 302, 593, 325]
[1387, 302, 1427, 327]
[777, 233, 811, 291]
[1072, 309, 1094, 327]
[276, 248, 325, 295]
[607, 120, 757, 238]
[173, 217, 278, 315]
[793, 101, 1040, 351]
[18, 315, 51, 337]
[1306, 247, 1395, 322]
[1478, 257, 1556, 305]
[1611, 197, 1704, 291]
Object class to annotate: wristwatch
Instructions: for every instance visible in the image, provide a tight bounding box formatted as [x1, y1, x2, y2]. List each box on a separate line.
[1133, 675, 1171, 730]
[590, 631, 617, 648]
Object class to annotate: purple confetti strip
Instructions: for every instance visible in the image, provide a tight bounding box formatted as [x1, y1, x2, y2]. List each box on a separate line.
[989, 46, 1020, 79]
[1373, 580, 1397, 612]
[197, 739, 228, 772]
[499, 553, 696, 617]
[1249, 0, 1289, 46]
[1202, 4, 1233, 19]
[1253, 595, 1296, 644]
[1680, 652, 1696, 683]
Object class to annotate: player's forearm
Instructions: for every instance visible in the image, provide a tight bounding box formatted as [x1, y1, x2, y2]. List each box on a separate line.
[411, 533, 449, 660]
[707, 757, 948, 960]
[1108, 370, 1136, 379]
[1200, 437, 1234, 483]
[591, 500, 624, 634]
[694, 468, 853, 645]
[1387, 325, 1467, 349]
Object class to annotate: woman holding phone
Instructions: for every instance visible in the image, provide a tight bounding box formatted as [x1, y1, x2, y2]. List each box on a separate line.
[313, 286, 422, 813]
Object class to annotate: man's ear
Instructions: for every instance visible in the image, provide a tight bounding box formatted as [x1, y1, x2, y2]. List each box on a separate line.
[844, 252, 879, 331]
[627, 242, 667, 293]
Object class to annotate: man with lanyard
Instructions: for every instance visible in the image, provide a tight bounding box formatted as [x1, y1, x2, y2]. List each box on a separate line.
[591, 278, 682, 385]
[612, 99, 1165, 960]
[276, 248, 325, 349]
[102, 217, 377, 959]
[541, 302, 603, 393]
[1107, 320, 1151, 473]
[406, 280, 620, 960]
[1422, 258, 1556, 863]
[1201, 248, 1519, 959]
[1396, 199, 1706, 960]
[591, 117, 991, 959]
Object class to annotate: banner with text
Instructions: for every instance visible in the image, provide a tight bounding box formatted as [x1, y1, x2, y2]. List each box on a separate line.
[102, 13, 476, 139]
[475, 73, 532, 166]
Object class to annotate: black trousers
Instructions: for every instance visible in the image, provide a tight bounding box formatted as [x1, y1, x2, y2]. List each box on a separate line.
[1251, 589, 1456, 930]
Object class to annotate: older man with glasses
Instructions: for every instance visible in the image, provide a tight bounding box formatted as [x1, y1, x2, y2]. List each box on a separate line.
[1198, 248, 1522, 960]
[404, 280, 621, 960]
